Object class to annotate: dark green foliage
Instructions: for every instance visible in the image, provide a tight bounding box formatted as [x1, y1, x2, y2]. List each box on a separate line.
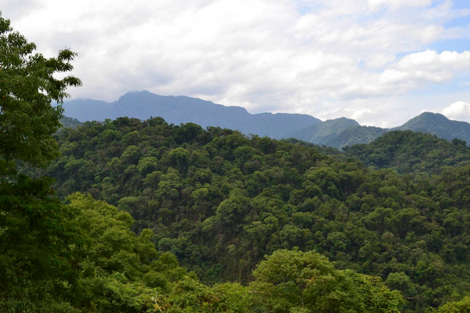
[0, 172, 85, 312]
[33, 116, 470, 312]
[344, 131, 470, 174]
[0, 13, 81, 166]
[0, 12, 83, 311]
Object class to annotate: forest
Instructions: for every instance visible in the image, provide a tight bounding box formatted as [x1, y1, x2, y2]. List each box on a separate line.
[2, 11, 470, 313]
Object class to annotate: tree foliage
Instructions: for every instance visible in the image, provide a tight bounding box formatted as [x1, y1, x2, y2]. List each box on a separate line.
[0, 12, 81, 166]
[33, 116, 470, 312]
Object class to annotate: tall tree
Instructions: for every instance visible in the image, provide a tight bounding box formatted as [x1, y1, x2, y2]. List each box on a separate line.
[0, 12, 83, 311]
[0, 11, 81, 166]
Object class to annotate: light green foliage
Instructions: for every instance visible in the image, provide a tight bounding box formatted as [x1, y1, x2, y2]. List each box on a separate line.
[249, 249, 403, 313]
[66, 193, 189, 312]
[433, 297, 470, 313]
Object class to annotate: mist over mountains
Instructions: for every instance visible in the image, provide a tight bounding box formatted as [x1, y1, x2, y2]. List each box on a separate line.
[63, 91, 470, 148]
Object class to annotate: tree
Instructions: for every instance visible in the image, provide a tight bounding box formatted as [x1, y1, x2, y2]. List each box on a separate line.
[0, 11, 82, 166]
[0, 12, 83, 311]
[249, 249, 403, 313]
[433, 297, 470, 313]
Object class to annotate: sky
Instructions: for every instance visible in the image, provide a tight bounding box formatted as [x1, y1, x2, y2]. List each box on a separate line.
[2, 0, 470, 127]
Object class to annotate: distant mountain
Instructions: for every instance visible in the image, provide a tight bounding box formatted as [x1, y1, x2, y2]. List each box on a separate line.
[63, 91, 319, 139]
[287, 118, 359, 145]
[324, 126, 387, 149]
[63, 91, 470, 147]
[293, 112, 470, 149]
[395, 112, 470, 142]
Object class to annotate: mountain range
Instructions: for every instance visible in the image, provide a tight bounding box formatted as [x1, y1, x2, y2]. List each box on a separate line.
[62, 91, 470, 148]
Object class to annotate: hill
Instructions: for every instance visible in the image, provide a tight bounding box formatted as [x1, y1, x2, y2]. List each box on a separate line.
[396, 112, 470, 142]
[297, 112, 470, 149]
[63, 91, 319, 139]
[344, 130, 470, 174]
[26, 116, 470, 312]
[59, 116, 82, 128]
[324, 125, 387, 149]
[287, 117, 359, 145]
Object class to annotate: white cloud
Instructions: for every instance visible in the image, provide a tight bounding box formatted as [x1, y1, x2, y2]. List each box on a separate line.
[2, 0, 470, 126]
[368, 0, 432, 12]
[441, 101, 470, 121]
[396, 50, 470, 72]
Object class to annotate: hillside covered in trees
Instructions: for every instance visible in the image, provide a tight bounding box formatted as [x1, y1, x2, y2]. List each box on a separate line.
[23, 116, 470, 312]
[343, 131, 470, 174]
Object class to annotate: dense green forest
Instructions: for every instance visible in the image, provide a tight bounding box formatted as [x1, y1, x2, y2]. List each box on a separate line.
[2, 10, 470, 313]
[343, 131, 470, 174]
[25, 115, 470, 312]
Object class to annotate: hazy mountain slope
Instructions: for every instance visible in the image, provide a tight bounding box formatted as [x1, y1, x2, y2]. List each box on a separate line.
[396, 112, 470, 143]
[325, 126, 387, 149]
[288, 117, 359, 145]
[62, 99, 112, 121]
[59, 116, 82, 128]
[63, 91, 320, 139]
[294, 113, 470, 148]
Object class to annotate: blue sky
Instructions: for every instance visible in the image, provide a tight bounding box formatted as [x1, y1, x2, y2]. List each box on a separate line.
[2, 0, 470, 127]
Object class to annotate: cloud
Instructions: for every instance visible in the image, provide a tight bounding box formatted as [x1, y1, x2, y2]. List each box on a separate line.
[3, 0, 470, 126]
[0, 0, 43, 20]
[440, 101, 470, 121]
[368, 0, 432, 11]
[396, 50, 470, 72]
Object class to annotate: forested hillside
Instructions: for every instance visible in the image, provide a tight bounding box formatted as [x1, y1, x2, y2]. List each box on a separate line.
[344, 131, 470, 174]
[327, 125, 388, 148]
[26, 116, 470, 312]
[397, 112, 470, 142]
[287, 117, 359, 145]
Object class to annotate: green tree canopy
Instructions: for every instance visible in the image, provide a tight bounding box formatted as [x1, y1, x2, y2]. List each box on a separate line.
[249, 249, 404, 313]
[0, 12, 81, 166]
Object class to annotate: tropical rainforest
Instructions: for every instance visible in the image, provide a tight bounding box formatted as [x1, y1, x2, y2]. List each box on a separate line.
[2, 11, 470, 313]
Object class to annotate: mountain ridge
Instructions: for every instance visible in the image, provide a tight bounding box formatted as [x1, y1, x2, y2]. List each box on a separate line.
[63, 90, 320, 139]
[63, 91, 470, 147]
